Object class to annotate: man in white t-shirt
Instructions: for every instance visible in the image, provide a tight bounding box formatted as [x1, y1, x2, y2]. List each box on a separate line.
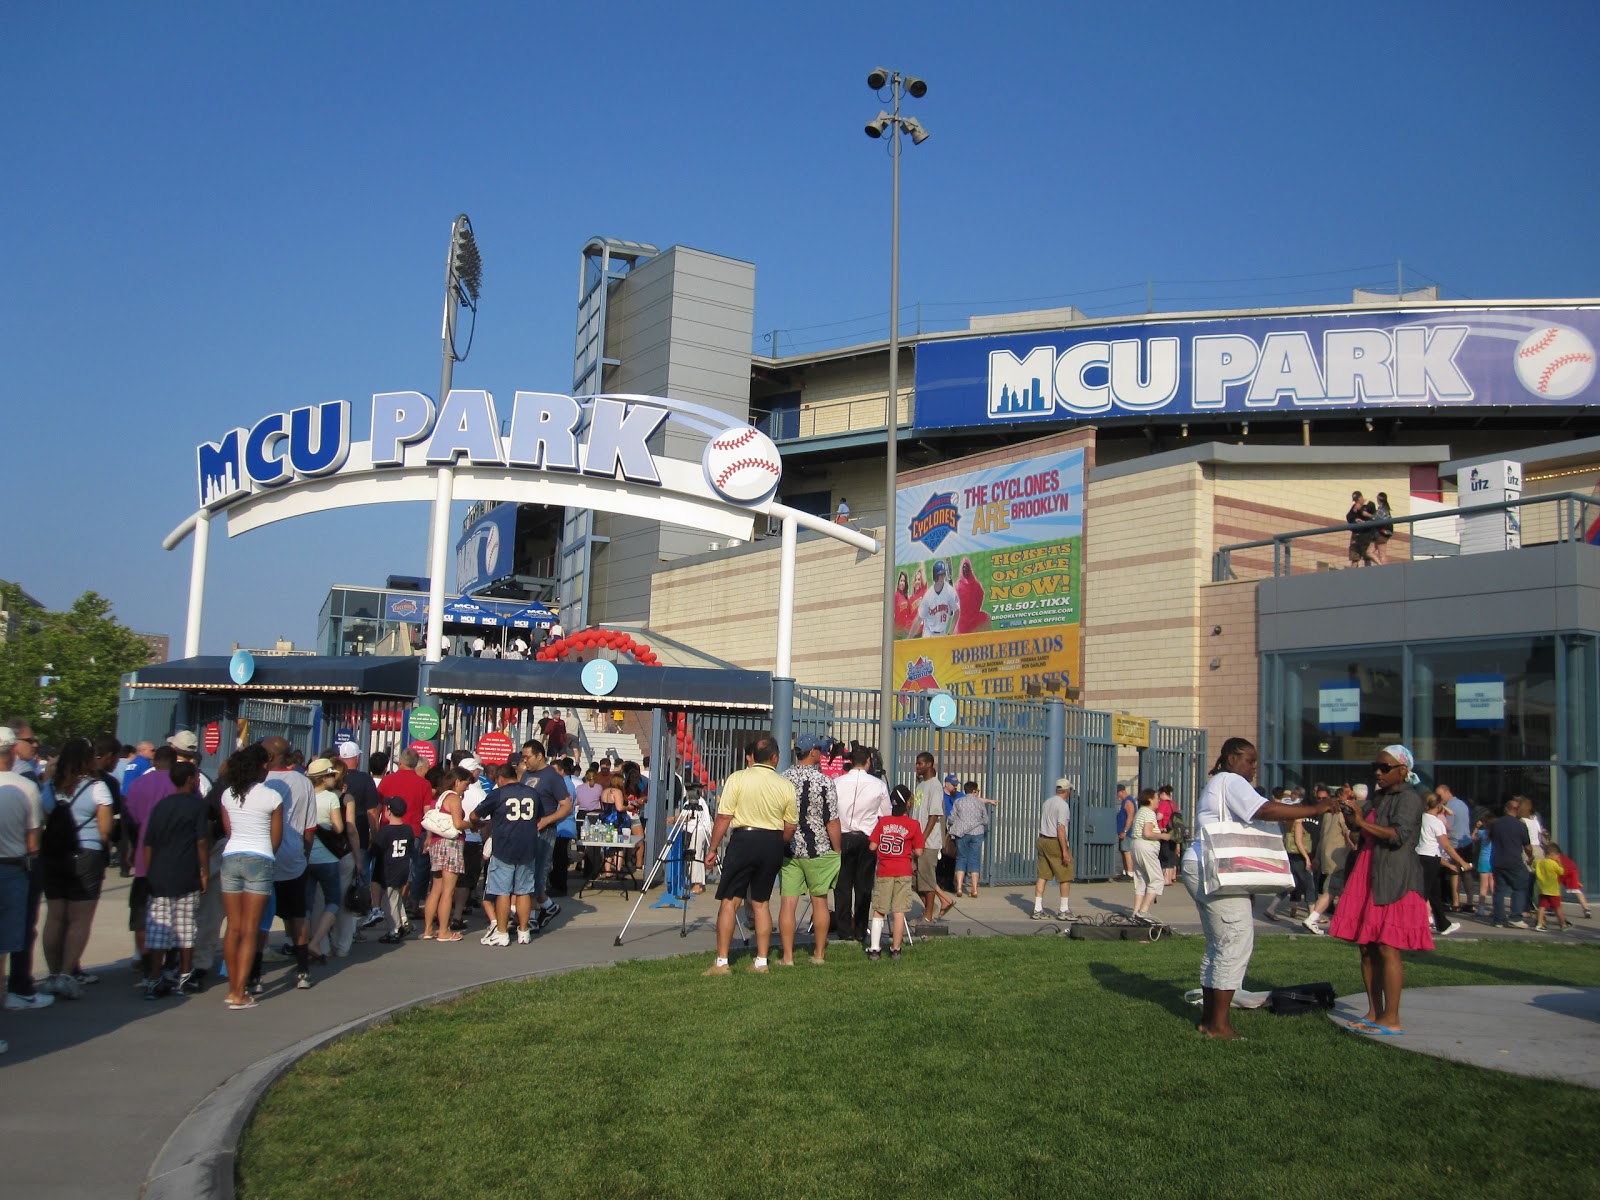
[911, 560, 960, 637]
[262, 737, 318, 989]
[832, 746, 890, 942]
[0, 726, 51, 1016]
[1033, 778, 1074, 920]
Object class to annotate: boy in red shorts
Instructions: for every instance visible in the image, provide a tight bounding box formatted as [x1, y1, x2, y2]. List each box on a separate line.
[1550, 842, 1592, 920]
[867, 787, 924, 961]
[1533, 849, 1570, 932]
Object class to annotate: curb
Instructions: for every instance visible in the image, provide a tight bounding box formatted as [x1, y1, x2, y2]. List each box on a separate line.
[139, 962, 616, 1200]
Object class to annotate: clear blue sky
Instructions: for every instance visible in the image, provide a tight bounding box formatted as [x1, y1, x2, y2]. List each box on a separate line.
[4, 2, 1597, 653]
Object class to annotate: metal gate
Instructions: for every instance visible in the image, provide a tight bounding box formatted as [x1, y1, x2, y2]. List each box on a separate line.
[1140, 723, 1209, 826]
[1061, 707, 1120, 881]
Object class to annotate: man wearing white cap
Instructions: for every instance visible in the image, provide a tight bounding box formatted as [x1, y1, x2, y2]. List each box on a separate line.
[449, 751, 487, 930]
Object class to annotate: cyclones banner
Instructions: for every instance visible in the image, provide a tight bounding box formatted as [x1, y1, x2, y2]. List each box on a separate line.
[893, 447, 1084, 699]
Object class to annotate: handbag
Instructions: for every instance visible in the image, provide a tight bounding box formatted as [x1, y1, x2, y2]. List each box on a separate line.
[422, 806, 460, 840]
[315, 823, 352, 860]
[343, 880, 368, 913]
[1197, 816, 1293, 897]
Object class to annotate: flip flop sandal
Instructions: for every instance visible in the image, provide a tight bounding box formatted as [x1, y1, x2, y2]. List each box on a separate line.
[1343, 1018, 1382, 1033]
[436, 932, 463, 943]
[228, 997, 259, 1011]
[1355, 1023, 1404, 1037]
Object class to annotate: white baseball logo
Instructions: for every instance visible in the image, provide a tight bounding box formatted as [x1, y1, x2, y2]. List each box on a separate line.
[703, 426, 782, 503]
[1515, 325, 1596, 401]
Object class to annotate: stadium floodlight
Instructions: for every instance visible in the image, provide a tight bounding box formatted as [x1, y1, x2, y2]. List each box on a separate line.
[861, 70, 929, 776]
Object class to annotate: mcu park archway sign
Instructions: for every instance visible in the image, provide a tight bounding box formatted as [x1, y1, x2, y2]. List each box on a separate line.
[165, 389, 878, 673]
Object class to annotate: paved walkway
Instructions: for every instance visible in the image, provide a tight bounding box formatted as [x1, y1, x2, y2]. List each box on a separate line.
[2, 873, 1596, 1199]
[1330, 987, 1600, 1087]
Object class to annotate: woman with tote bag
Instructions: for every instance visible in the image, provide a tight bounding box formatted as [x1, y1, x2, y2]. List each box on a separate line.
[1181, 737, 1336, 1039]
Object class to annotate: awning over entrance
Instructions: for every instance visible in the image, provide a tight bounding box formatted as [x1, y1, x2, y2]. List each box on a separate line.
[126, 656, 422, 697]
[425, 659, 772, 712]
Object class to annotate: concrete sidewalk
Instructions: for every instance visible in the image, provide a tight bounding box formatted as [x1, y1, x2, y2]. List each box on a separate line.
[1, 872, 1595, 1199]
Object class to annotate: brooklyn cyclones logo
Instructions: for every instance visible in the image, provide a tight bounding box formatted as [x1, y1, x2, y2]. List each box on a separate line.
[907, 492, 961, 551]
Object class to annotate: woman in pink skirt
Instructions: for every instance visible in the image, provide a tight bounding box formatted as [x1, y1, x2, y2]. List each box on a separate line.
[1329, 744, 1433, 1036]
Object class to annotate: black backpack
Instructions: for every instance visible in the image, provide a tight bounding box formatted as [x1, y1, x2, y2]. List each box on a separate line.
[1266, 982, 1337, 1015]
[41, 781, 94, 860]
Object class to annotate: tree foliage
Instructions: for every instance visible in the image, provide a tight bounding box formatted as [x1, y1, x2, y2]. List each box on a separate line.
[0, 584, 153, 744]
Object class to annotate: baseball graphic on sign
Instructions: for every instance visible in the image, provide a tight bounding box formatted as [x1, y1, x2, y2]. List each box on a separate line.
[1514, 325, 1595, 401]
[704, 426, 782, 503]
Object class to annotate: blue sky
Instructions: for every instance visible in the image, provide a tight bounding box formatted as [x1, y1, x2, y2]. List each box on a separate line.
[4, 2, 1597, 653]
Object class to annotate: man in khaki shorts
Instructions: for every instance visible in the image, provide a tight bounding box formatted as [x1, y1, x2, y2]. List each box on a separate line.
[1033, 777, 1074, 921]
[778, 734, 841, 966]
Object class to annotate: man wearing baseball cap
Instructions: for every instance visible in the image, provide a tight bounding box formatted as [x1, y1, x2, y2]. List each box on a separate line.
[337, 741, 383, 930]
[910, 559, 960, 638]
[1033, 777, 1075, 921]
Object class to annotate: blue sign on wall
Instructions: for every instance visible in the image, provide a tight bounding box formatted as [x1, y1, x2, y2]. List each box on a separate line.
[455, 503, 520, 596]
[914, 306, 1600, 430]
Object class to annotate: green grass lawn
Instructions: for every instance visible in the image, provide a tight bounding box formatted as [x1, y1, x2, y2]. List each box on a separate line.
[240, 936, 1600, 1200]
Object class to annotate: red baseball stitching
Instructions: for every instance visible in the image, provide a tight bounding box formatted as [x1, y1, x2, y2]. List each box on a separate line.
[1539, 353, 1593, 393]
[715, 457, 781, 488]
[1520, 328, 1560, 358]
[713, 428, 760, 451]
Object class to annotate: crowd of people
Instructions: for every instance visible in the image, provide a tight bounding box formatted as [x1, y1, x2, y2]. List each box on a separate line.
[1182, 737, 1590, 1040]
[0, 718, 661, 1045]
[3, 711, 1588, 1050]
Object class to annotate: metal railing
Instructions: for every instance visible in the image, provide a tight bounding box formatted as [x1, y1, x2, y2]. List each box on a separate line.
[1213, 491, 1600, 582]
[753, 390, 911, 444]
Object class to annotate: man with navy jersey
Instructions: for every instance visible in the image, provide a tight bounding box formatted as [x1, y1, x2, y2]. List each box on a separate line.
[475, 755, 568, 945]
[518, 740, 571, 929]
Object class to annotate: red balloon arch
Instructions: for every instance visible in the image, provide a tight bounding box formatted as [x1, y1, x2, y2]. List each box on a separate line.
[534, 629, 661, 666]
[535, 631, 718, 788]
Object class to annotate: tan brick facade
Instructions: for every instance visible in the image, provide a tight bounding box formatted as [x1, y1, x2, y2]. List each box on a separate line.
[648, 435, 1442, 755]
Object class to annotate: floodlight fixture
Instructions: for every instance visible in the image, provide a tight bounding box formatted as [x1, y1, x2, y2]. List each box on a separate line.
[865, 112, 890, 138]
[904, 117, 930, 145]
[867, 66, 890, 90]
[905, 76, 927, 98]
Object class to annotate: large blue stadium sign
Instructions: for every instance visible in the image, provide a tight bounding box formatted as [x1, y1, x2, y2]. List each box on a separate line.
[914, 305, 1599, 429]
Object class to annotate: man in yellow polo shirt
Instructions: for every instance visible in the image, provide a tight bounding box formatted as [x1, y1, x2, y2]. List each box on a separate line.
[702, 736, 798, 975]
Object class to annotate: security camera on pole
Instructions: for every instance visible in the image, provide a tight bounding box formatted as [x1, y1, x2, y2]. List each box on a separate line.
[864, 68, 929, 781]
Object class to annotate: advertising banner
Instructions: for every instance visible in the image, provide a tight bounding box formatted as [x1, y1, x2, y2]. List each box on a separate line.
[914, 305, 1600, 430]
[455, 502, 519, 596]
[893, 448, 1083, 699]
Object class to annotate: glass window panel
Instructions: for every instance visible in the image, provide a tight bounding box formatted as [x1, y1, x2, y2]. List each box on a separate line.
[342, 591, 381, 620]
[1409, 637, 1555, 764]
[1277, 646, 1405, 771]
[1564, 634, 1598, 762]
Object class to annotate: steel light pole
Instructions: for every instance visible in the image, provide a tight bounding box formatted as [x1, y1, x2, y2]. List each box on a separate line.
[865, 67, 928, 776]
[423, 214, 482, 663]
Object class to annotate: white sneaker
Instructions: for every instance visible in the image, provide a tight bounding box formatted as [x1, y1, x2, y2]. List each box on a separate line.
[516, 928, 532, 945]
[1301, 915, 1325, 936]
[1442, 921, 1462, 936]
[479, 927, 499, 946]
[487, 930, 511, 947]
[43, 974, 82, 1000]
[4, 991, 55, 1011]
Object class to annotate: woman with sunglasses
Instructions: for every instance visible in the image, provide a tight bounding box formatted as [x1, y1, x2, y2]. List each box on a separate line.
[1328, 745, 1432, 1036]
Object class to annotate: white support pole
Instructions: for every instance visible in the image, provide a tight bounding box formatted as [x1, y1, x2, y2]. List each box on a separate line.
[775, 514, 798, 678]
[424, 466, 454, 662]
[184, 511, 210, 659]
